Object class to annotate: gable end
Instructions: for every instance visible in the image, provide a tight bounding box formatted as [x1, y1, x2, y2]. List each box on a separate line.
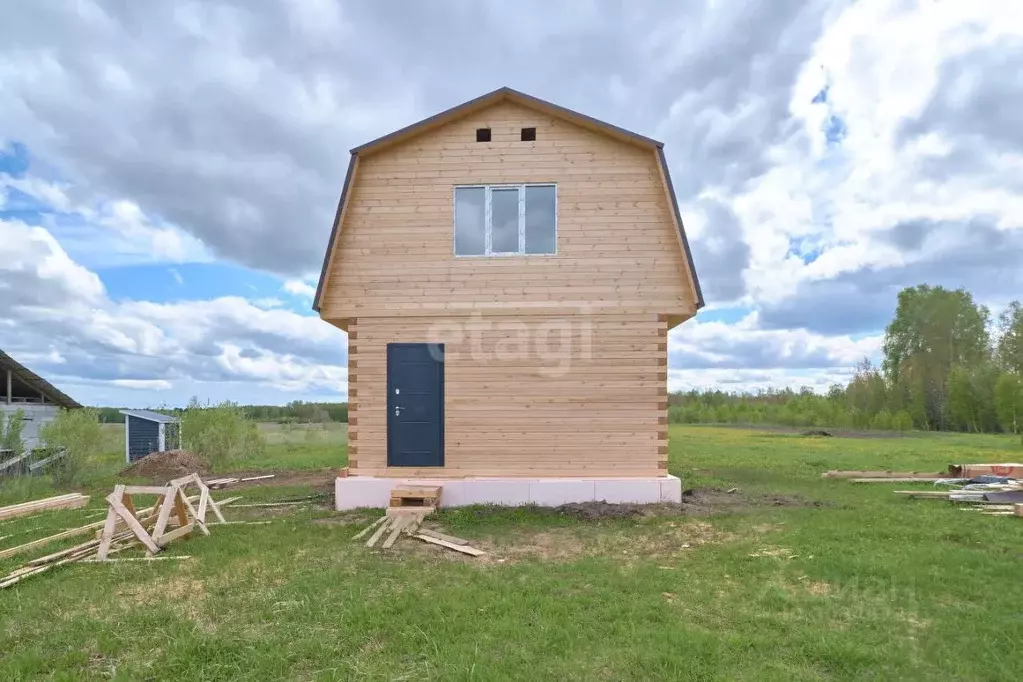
[313, 88, 705, 313]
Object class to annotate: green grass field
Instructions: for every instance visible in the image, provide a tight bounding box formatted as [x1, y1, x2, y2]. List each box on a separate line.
[1, 426, 1021, 680]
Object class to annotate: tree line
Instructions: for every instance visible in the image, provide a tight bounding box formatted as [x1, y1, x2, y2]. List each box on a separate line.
[97, 401, 349, 424]
[670, 285, 1023, 435]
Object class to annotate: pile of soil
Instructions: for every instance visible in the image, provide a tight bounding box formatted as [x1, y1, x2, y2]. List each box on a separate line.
[802, 429, 833, 437]
[120, 450, 210, 482]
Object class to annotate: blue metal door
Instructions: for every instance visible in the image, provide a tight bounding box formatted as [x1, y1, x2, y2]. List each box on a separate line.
[387, 343, 444, 467]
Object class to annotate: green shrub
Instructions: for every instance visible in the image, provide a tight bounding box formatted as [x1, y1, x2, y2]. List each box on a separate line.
[181, 397, 265, 466]
[1, 409, 26, 455]
[40, 408, 102, 486]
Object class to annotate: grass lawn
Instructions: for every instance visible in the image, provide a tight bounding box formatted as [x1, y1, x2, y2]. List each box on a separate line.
[1, 426, 1022, 680]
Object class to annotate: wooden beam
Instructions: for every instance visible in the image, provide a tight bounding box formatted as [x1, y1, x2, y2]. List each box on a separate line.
[417, 528, 469, 545]
[382, 516, 409, 548]
[106, 492, 161, 555]
[365, 517, 392, 548]
[412, 533, 485, 556]
[156, 523, 195, 546]
[823, 470, 942, 479]
[0, 518, 109, 560]
[351, 515, 387, 540]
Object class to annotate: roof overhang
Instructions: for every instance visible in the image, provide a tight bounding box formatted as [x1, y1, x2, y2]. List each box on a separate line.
[0, 350, 82, 409]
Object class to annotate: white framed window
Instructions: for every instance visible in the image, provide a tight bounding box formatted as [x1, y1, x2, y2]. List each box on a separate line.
[454, 184, 557, 256]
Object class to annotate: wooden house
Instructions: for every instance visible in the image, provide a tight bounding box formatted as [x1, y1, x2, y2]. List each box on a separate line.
[314, 88, 703, 508]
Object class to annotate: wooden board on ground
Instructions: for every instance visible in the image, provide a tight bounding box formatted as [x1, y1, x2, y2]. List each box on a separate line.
[412, 533, 485, 556]
[365, 517, 392, 548]
[852, 478, 946, 483]
[352, 515, 388, 540]
[417, 528, 469, 545]
[823, 470, 942, 479]
[382, 516, 410, 549]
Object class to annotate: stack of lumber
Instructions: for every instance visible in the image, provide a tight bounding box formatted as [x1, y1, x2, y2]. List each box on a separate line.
[825, 465, 1023, 519]
[0, 474, 237, 589]
[0, 493, 89, 521]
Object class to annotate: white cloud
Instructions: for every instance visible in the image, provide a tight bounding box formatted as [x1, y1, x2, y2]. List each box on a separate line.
[111, 379, 172, 390]
[282, 279, 316, 299]
[0, 220, 347, 405]
[2, 0, 1021, 401]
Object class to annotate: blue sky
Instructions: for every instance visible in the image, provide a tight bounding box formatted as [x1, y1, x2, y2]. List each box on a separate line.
[2, 1, 1021, 407]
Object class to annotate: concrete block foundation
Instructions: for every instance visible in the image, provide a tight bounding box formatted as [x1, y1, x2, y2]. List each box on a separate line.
[335, 475, 682, 510]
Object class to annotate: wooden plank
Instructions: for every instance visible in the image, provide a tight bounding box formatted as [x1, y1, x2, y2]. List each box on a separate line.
[352, 515, 388, 540]
[107, 494, 161, 555]
[239, 474, 276, 483]
[382, 516, 409, 549]
[156, 523, 195, 546]
[852, 478, 946, 483]
[173, 490, 190, 532]
[0, 451, 32, 473]
[417, 528, 469, 545]
[0, 494, 88, 521]
[27, 448, 66, 473]
[823, 470, 943, 479]
[412, 533, 485, 556]
[197, 486, 210, 523]
[176, 489, 209, 536]
[151, 490, 177, 542]
[96, 506, 120, 560]
[0, 518, 108, 560]
[82, 556, 193, 563]
[123, 485, 176, 495]
[365, 517, 392, 548]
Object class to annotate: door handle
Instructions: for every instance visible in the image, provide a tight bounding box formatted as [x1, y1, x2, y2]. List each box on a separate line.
[394, 406, 403, 416]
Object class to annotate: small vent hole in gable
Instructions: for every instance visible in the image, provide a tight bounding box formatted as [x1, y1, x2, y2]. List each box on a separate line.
[521, 127, 536, 142]
[476, 128, 491, 142]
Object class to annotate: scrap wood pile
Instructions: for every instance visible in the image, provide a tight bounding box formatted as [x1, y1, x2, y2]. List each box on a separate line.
[0, 474, 241, 589]
[0, 448, 69, 477]
[824, 463, 1023, 518]
[352, 485, 484, 557]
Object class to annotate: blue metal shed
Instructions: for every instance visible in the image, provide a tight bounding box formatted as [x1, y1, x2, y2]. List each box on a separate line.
[121, 409, 181, 463]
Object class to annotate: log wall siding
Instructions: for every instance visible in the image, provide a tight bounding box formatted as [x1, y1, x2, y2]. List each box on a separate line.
[348, 313, 667, 478]
[321, 101, 697, 320]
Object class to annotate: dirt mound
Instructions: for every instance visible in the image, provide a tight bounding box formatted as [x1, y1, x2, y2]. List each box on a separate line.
[802, 429, 833, 437]
[121, 450, 210, 482]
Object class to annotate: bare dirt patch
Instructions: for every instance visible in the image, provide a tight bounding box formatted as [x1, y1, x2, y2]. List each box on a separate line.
[402, 518, 737, 565]
[120, 450, 210, 481]
[680, 488, 828, 515]
[714, 424, 906, 439]
[553, 501, 682, 520]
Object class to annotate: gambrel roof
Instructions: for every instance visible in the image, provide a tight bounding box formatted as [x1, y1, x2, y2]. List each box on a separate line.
[313, 86, 704, 312]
